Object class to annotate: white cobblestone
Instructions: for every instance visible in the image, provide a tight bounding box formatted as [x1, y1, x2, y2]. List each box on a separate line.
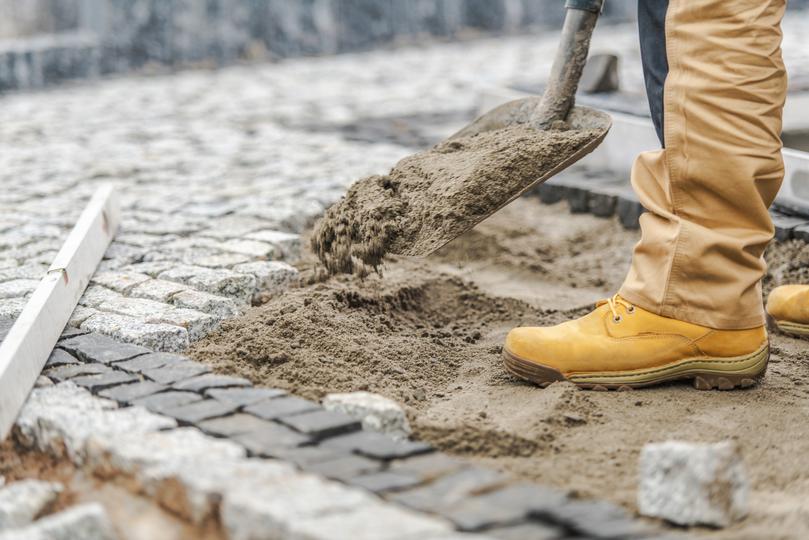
[0, 279, 38, 299]
[233, 261, 299, 296]
[0, 480, 63, 529]
[323, 392, 411, 440]
[78, 285, 122, 308]
[245, 230, 302, 259]
[0, 503, 118, 540]
[0, 297, 26, 319]
[158, 265, 256, 305]
[221, 475, 376, 540]
[80, 313, 190, 351]
[14, 382, 176, 463]
[91, 271, 151, 294]
[129, 279, 189, 302]
[68, 305, 98, 327]
[171, 289, 241, 320]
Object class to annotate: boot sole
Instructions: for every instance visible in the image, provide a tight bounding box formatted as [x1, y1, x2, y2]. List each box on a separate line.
[502, 342, 769, 391]
[767, 315, 809, 338]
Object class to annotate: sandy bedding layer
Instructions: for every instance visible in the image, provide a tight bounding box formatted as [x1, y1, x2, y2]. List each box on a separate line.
[191, 198, 809, 539]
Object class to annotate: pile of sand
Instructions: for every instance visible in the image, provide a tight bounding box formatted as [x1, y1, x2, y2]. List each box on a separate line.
[311, 124, 601, 276]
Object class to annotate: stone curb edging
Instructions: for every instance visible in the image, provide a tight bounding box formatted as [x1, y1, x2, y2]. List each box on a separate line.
[1, 319, 672, 540]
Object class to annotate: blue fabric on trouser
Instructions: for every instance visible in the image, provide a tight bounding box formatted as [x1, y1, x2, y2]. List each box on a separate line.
[638, 0, 669, 146]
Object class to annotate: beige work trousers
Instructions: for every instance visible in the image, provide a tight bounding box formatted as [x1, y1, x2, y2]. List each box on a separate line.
[619, 0, 788, 329]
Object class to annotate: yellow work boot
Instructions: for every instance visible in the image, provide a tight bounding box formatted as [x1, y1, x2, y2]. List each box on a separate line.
[766, 285, 809, 337]
[503, 295, 769, 391]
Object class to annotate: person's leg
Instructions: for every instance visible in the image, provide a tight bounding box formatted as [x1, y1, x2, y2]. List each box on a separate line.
[620, 0, 787, 329]
[502, 0, 786, 389]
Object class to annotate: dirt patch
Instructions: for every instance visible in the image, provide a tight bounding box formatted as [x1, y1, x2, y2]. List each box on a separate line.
[311, 124, 601, 276]
[191, 197, 809, 539]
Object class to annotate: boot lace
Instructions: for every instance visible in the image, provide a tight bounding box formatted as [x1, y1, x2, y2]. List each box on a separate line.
[602, 294, 635, 323]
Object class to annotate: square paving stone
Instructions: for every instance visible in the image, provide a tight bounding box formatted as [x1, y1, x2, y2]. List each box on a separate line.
[196, 413, 278, 437]
[321, 430, 433, 460]
[205, 387, 287, 407]
[161, 399, 239, 424]
[142, 361, 210, 385]
[70, 371, 140, 393]
[173, 373, 251, 393]
[59, 332, 150, 364]
[441, 484, 568, 532]
[45, 363, 112, 381]
[45, 349, 81, 368]
[302, 454, 382, 482]
[542, 500, 652, 539]
[131, 390, 204, 413]
[98, 381, 168, 404]
[231, 423, 311, 455]
[115, 352, 186, 373]
[262, 445, 346, 467]
[244, 395, 320, 420]
[348, 470, 423, 493]
[390, 467, 510, 513]
[58, 327, 88, 340]
[486, 522, 565, 540]
[276, 409, 361, 440]
[390, 452, 467, 482]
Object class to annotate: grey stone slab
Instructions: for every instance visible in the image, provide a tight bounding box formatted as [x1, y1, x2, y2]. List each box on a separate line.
[390, 452, 467, 482]
[441, 484, 569, 532]
[261, 446, 346, 467]
[173, 373, 252, 393]
[276, 409, 361, 440]
[302, 454, 382, 482]
[390, 467, 510, 513]
[131, 390, 204, 413]
[486, 522, 565, 540]
[617, 197, 644, 230]
[205, 387, 287, 407]
[321, 430, 433, 460]
[541, 500, 651, 539]
[231, 423, 311, 455]
[70, 371, 140, 392]
[535, 183, 567, 204]
[348, 470, 422, 493]
[45, 363, 112, 382]
[45, 349, 80, 368]
[588, 191, 617, 218]
[771, 211, 809, 241]
[141, 361, 210, 384]
[98, 381, 168, 404]
[59, 332, 150, 364]
[244, 395, 320, 420]
[114, 352, 186, 373]
[196, 413, 279, 437]
[58, 327, 88, 340]
[161, 399, 239, 424]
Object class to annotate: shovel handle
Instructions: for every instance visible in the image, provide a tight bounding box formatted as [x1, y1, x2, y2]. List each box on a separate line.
[531, 0, 603, 129]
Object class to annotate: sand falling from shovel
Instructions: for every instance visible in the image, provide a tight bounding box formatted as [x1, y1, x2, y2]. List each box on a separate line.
[311, 123, 602, 276]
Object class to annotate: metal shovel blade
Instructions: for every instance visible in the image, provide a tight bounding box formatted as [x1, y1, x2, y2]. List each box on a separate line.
[387, 101, 611, 257]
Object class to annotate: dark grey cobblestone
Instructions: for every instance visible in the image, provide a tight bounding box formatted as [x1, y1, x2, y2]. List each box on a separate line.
[322, 430, 433, 460]
[131, 390, 203, 412]
[231, 423, 312, 455]
[205, 386, 287, 407]
[98, 380, 168, 404]
[543, 500, 653, 539]
[59, 332, 150, 364]
[45, 362, 112, 381]
[302, 454, 382, 482]
[161, 398, 239, 424]
[141, 361, 210, 385]
[70, 370, 139, 392]
[244, 395, 320, 420]
[172, 373, 251, 393]
[391, 466, 510, 512]
[196, 413, 279, 437]
[276, 409, 362, 440]
[44, 349, 81, 368]
[114, 352, 185, 373]
[348, 470, 423, 493]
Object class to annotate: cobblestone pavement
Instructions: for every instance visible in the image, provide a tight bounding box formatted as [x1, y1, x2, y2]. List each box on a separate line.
[0, 321, 664, 539]
[1, 17, 808, 352]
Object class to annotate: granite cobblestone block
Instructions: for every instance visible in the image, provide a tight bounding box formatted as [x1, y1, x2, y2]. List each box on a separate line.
[205, 387, 287, 407]
[231, 423, 312, 455]
[98, 380, 167, 404]
[114, 352, 186, 373]
[390, 467, 510, 512]
[80, 313, 189, 352]
[302, 454, 382, 482]
[172, 373, 251, 393]
[196, 413, 279, 437]
[70, 371, 139, 392]
[161, 398, 240, 424]
[141, 361, 210, 384]
[322, 430, 433, 460]
[131, 390, 203, 413]
[277, 409, 362, 440]
[245, 395, 321, 420]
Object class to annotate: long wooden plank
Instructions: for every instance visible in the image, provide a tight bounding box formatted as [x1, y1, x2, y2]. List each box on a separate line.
[0, 185, 119, 439]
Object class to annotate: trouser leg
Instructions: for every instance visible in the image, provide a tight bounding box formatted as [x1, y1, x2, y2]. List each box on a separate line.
[619, 0, 787, 329]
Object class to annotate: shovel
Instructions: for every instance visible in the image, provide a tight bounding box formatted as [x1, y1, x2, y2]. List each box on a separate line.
[313, 0, 611, 273]
[386, 0, 612, 257]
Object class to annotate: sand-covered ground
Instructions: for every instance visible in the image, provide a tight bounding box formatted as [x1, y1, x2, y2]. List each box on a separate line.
[191, 197, 809, 540]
